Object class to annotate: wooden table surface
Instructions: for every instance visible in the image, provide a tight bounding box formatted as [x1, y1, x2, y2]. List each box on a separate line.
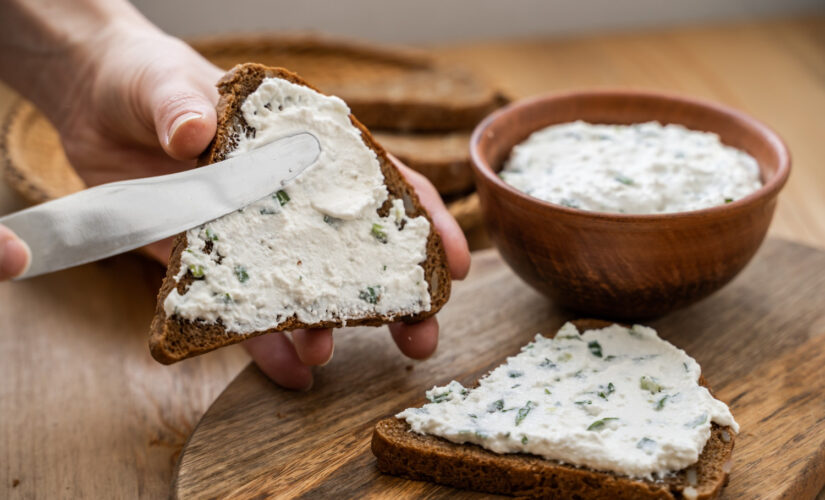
[173, 241, 825, 499]
[2, 16, 824, 499]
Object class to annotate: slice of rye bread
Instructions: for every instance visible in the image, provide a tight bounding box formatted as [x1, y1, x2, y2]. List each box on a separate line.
[149, 64, 451, 364]
[372, 131, 474, 197]
[192, 33, 509, 132]
[372, 319, 736, 499]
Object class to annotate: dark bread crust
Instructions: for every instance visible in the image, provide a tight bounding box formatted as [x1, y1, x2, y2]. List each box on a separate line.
[373, 419, 733, 500]
[372, 131, 474, 196]
[371, 319, 736, 499]
[149, 64, 451, 364]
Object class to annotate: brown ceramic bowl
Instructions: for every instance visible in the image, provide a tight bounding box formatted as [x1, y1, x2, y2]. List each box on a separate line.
[470, 90, 791, 319]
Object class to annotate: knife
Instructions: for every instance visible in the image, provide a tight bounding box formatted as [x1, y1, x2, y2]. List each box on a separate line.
[0, 132, 321, 280]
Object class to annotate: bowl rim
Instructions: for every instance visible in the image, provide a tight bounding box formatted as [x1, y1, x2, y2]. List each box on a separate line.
[469, 88, 792, 222]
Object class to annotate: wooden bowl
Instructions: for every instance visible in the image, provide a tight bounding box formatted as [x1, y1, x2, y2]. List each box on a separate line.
[469, 90, 791, 319]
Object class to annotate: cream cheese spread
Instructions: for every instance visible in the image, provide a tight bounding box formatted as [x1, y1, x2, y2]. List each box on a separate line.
[397, 323, 739, 479]
[163, 78, 432, 333]
[500, 121, 762, 214]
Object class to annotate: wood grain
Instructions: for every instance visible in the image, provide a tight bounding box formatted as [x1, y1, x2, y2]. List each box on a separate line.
[174, 239, 825, 499]
[0, 254, 249, 498]
[1, 17, 824, 499]
[1, 102, 84, 204]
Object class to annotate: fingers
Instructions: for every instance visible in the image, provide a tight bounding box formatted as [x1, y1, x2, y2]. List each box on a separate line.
[385, 157, 457, 362]
[390, 316, 439, 360]
[243, 332, 314, 391]
[151, 84, 219, 161]
[389, 155, 471, 280]
[143, 237, 174, 265]
[247, 321, 434, 389]
[292, 328, 335, 366]
[136, 39, 223, 161]
[0, 225, 31, 280]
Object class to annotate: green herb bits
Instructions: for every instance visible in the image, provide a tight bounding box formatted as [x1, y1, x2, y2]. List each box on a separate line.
[274, 190, 290, 206]
[234, 265, 250, 283]
[359, 286, 381, 304]
[515, 401, 536, 426]
[587, 417, 618, 431]
[640, 376, 664, 394]
[615, 174, 634, 185]
[188, 264, 205, 279]
[371, 223, 388, 244]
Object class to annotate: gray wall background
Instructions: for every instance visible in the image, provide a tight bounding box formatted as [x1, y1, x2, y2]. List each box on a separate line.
[130, 0, 825, 44]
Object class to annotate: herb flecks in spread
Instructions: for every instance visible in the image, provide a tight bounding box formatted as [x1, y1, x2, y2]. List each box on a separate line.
[188, 264, 204, 279]
[500, 121, 762, 214]
[163, 78, 432, 333]
[397, 323, 739, 479]
[588, 417, 619, 431]
[275, 190, 290, 206]
[359, 286, 381, 305]
[371, 223, 388, 244]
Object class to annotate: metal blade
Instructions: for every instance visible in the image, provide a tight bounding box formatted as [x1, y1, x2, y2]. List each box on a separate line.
[0, 132, 320, 279]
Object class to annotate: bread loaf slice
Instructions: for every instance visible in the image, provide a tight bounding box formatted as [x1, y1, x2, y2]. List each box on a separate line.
[372, 131, 474, 196]
[372, 319, 736, 499]
[192, 33, 508, 132]
[149, 64, 451, 364]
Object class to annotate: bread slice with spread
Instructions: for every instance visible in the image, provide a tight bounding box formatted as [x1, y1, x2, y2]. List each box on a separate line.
[372, 319, 737, 499]
[149, 64, 451, 364]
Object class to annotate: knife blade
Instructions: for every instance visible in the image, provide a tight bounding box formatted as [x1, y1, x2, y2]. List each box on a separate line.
[0, 131, 321, 280]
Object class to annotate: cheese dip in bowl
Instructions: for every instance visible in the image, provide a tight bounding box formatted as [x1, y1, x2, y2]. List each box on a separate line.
[500, 121, 762, 214]
[470, 90, 790, 319]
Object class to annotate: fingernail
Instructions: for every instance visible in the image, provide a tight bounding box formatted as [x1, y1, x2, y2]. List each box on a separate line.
[319, 343, 335, 367]
[166, 112, 203, 147]
[1, 237, 31, 279]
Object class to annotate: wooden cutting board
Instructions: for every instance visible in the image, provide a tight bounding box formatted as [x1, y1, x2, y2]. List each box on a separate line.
[172, 239, 825, 499]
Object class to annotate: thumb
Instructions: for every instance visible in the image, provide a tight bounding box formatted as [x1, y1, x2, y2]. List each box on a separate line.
[150, 80, 219, 161]
[0, 225, 31, 280]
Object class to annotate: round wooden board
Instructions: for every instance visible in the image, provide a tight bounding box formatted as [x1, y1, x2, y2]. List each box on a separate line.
[172, 239, 825, 499]
[0, 101, 85, 204]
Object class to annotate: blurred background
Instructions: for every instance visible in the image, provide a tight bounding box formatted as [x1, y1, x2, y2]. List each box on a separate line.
[132, 0, 822, 43]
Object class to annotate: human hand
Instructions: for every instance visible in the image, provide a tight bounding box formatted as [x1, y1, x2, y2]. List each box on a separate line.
[2, 26, 203, 280]
[54, 30, 222, 184]
[3, 1, 470, 388]
[46, 26, 223, 262]
[0, 225, 30, 280]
